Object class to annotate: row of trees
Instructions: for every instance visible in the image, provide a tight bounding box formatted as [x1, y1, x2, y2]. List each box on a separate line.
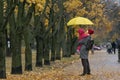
[104, 0, 120, 40]
[0, 0, 113, 78]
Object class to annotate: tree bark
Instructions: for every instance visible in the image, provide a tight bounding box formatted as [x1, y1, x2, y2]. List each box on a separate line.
[9, 1, 24, 74]
[24, 26, 32, 71]
[0, 0, 6, 78]
[11, 33, 22, 74]
[0, 32, 6, 78]
[44, 37, 51, 65]
[35, 37, 43, 67]
[23, 4, 34, 71]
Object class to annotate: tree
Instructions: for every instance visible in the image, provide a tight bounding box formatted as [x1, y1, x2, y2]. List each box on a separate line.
[23, 3, 34, 71]
[0, 1, 6, 78]
[0, 0, 18, 78]
[10, 0, 34, 74]
[104, 0, 120, 39]
[34, 0, 49, 66]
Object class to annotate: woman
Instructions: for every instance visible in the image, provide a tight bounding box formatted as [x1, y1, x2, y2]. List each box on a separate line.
[77, 28, 94, 76]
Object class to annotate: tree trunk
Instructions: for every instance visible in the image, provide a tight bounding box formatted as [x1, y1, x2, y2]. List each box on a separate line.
[11, 33, 22, 74]
[44, 38, 51, 65]
[0, 0, 6, 78]
[23, 4, 34, 71]
[65, 27, 72, 57]
[34, 0, 50, 66]
[49, 3, 56, 61]
[56, 44, 61, 60]
[35, 37, 43, 67]
[34, 14, 44, 67]
[9, 12, 22, 74]
[61, 19, 67, 57]
[71, 29, 77, 55]
[11, 30, 22, 74]
[51, 35, 56, 61]
[0, 32, 6, 78]
[24, 26, 32, 71]
[56, 0, 65, 59]
[56, 24, 62, 60]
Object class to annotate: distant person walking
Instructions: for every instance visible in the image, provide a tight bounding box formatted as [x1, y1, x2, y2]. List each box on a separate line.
[111, 41, 116, 54]
[77, 28, 94, 76]
[116, 38, 120, 62]
[106, 41, 112, 54]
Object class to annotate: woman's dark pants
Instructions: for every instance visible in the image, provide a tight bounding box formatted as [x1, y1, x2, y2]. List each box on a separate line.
[81, 59, 90, 74]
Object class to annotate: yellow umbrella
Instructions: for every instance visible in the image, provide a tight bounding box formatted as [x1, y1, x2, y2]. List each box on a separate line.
[67, 17, 94, 26]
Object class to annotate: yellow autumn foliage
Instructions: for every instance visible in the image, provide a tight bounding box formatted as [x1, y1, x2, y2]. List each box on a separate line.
[20, 0, 24, 2]
[19, 0, 112, 40]
[64, 0, 82, 13]
[19, 0, 46, 15]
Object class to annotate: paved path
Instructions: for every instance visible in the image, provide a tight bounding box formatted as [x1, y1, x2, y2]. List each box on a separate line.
[62, 49, 120, 80]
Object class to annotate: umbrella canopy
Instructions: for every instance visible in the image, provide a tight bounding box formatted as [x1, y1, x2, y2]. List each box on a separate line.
[67, 17, 94, 26]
